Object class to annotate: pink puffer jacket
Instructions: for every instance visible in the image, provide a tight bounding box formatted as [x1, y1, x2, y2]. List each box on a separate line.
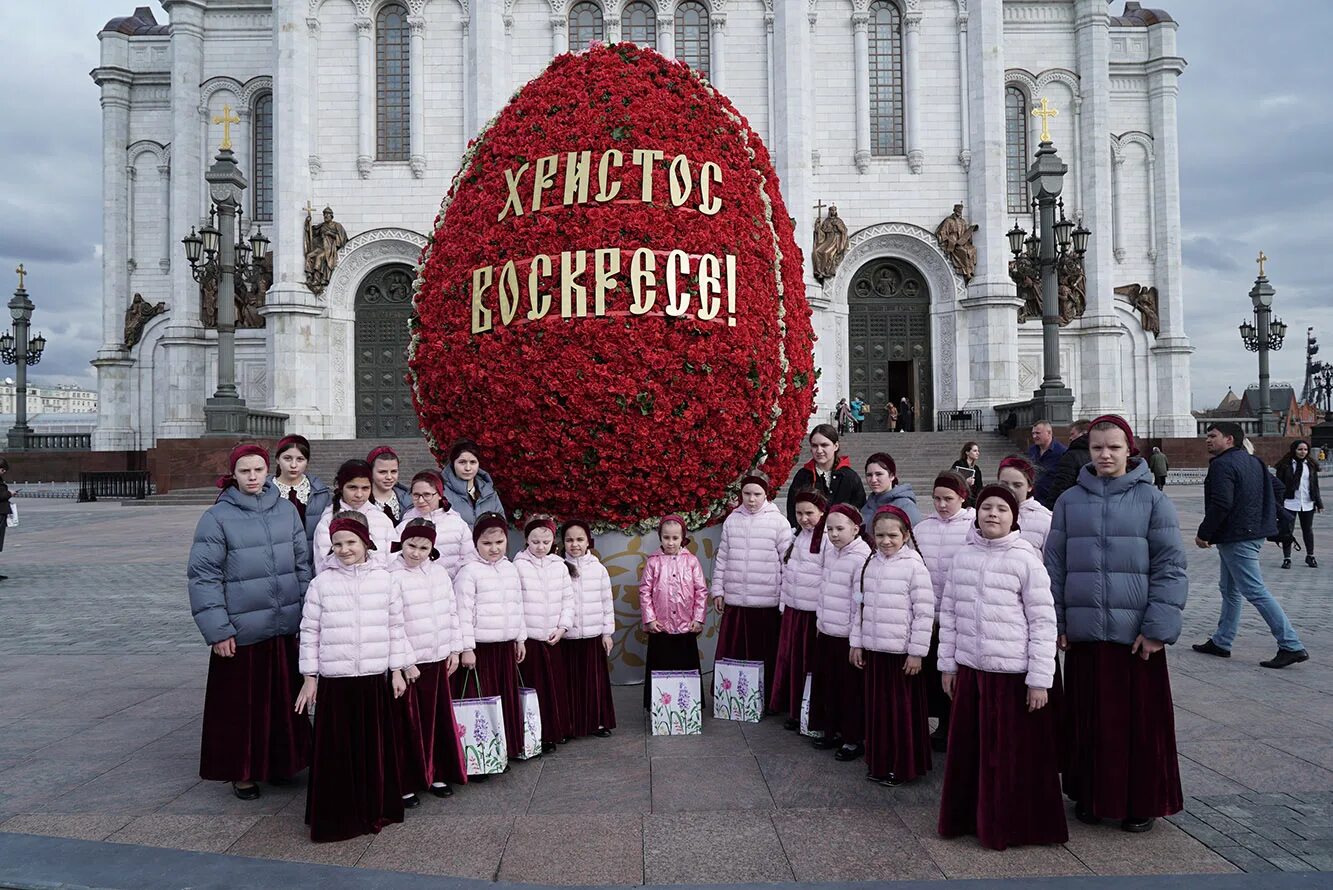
[816, 537, 872, 638]
[1018, 498, 1052, 552]
[312, 502, 398, 574]
[914, 508, 975, 606]
[780, 528, 824, 613]
[453, 555, 525, 646]
[397, 506, 477, 579]
[850, 547, 935, 657]
[640, 550, 708, 634]
[565, 553, 614, 639]
[710, 501, 793, 608]
[298, 561, 411, 677]
[388, 553, 464, 664]
[937, 528, 1056, 689]
[514, 549, 575, 641]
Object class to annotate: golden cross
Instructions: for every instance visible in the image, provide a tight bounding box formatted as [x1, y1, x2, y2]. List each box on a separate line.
[213, 103, 240, 151]
[813, 199, 827, 219]
[1256, 250, 1268, 278]
[303, 201, 317, 217]
[1032, 97, 1059, 143]
[14, 264, 25, 290]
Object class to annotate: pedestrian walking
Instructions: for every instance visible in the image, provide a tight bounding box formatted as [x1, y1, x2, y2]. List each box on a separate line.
[1275, 440, 1322, 569]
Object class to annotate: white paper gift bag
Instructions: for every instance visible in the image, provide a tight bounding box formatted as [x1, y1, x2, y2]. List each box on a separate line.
[712, 658, 765, 723]
[516, 686, 543, 760]
[451, 670, 509, 775]
[799, 672, 823, 738]
[649, 669, 702, 735]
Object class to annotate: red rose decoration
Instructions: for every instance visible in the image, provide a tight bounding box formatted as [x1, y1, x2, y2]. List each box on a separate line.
[410, 44, 815, 533]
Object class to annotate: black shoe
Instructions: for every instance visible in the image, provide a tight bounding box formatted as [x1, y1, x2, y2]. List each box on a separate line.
[867, 773, 902, 787]
[1075, 801, 1100, 825]
[542, 742, 557, 754]
[1282, 558, 1292, 569]
[833, 743, 864, 761]
[783, 718, 799, 731]
[594, 728, 612, 738]
[471, 773, 491, 783]
[1192, 639, 1231, 658]
[1261, 648, 1310, 669]
[231, 782, 261, 800]
[1307, 555, 1319, 568]
[1121, 816, 1155, 833]
[429, 783, 453, 798]
[930, 727, 949, 753]
[402, 793, 421, 809]
[811, 736, 836, 750]
[560, 736, 572, 744]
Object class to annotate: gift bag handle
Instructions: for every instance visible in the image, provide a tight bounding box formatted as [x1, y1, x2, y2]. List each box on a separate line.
[460, 666, 482, 699]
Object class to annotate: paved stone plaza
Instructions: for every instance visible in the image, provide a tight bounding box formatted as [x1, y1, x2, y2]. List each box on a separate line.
[0, 490, 1329, 885]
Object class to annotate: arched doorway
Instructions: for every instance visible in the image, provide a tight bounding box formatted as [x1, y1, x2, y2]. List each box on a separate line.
[354, 263, 417, 438]
[847, 257, 932, 431]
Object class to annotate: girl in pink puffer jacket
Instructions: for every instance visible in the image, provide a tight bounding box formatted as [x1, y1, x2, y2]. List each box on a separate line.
[313, 460, 399, 574]
[389, 519, 467, 807]
[995, 456, 1053, 552]
[936, 485, 1066, 851]
[559, 518, 617, 738]
[809, 504, 872, 761]
[639, 514, 709, 709]
[296, 513, 411, 842]
[514, 518, 576, 751]
[711, 472, 794, 707]
[770, 490, 826, 724]
[397, 471, 477, 579]
[850, 506, 935, 786]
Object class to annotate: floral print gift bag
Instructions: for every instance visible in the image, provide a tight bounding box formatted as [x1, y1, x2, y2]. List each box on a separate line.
[452, 669, 510, 775]
[713, 659, 765, 723]
[649, 670, 703, 736]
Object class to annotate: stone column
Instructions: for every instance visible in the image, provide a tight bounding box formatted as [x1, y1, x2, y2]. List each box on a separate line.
[956, 5, 971, 170]
[1110, 149, 1125, 261]
[1073, 0, 1123, 418]
[90, 32, 136, 450]
[409, 14, 426, 177]
[852, 10, 871, 173]
[605, 14, 622, 44]
[657, 15, 674, 59]
[765, 12, 775, 140]
[158, 157, 173, 272]
[468, 4, 508, 130]
[904, 9, 924, 174]
[356, 14, 374, 178]
[551, 16, 568, 56]
[709, 14, 726, 91]
[306, 15, 322, 176]
[157, 0, 209, 441]
[960, 0, 1020, 410]
[1145, 17, 1194, 435]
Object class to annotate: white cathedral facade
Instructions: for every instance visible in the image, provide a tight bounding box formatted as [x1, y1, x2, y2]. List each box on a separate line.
[91, 0, 1194, 449]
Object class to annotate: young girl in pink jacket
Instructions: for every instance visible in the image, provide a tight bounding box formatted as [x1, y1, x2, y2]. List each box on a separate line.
[913, 472, 976, 752]
[313, 460, 398, 573]
[639, 514, 709, 709]
[515, 517, 576, 751]
[936, 484, 1066, 851]
[809, 504, 872, 761]
[711, 471, 794, 707]
[389, 519, 467, 808]
[398, 471, 477, 579]
[771, 490, 827, 727]
[559, 518, 617, 738]
[452, 512, 527, 759]
[996, 456, 1053, 551]
[296, 513, 411, 842]
[851, 506, 935, 786]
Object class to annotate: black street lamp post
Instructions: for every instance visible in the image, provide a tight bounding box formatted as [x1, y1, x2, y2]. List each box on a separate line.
[1239, 252, 1287, 437]
[3, 265, 47, 451]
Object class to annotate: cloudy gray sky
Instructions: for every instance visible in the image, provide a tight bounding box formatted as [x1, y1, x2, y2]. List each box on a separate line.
[0, 0, 1324, 409]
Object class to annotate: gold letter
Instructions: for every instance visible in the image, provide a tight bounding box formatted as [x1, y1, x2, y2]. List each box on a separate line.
[669, 155, 693, 208]
[497, 260, 521, 325]
[665, 250, 690, 317]
[631, 148, 665, 202]
[629, 248, 657, 314]
[593, 248, 620, 316]
[726, 253, 736, 325]
[499, 163, 530, 221]
[561, 250, 588, 318]
[698, 162, 723, 216]
[697, 254, 721, 320]
[527, 254, 553, 320]
[595, 150, 623, 202]
[531, 154, 559, 212]
[563, 150, 592, 206]
[471, 266, 494, 333]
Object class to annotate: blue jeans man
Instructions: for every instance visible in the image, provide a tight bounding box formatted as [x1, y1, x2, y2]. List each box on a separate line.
[1209, 539, 1304, 653]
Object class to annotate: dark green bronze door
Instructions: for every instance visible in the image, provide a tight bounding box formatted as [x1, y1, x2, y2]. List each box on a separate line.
[847, 258, 932, 432]
[355, 264, 418, 438]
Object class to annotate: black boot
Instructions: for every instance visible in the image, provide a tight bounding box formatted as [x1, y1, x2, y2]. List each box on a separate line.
[1308, 554, 1319, 568]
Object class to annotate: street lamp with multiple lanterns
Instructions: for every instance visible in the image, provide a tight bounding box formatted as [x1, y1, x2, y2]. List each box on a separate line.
[1239, 251, 1287, 437]
[3, 264, 48, 450]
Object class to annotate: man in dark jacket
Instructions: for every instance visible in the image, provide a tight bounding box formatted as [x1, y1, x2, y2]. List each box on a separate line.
[1040, 419, 1091, 508]
[1192, 422, 1309, 669]
[1027, 420, 1068, 506]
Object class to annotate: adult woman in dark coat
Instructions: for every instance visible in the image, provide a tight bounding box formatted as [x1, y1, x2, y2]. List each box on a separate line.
[1275, 440, 1322, 569]
[189, 444, 313, 799]
[950, 442, 983, 505]
[785, 424, 866, 527]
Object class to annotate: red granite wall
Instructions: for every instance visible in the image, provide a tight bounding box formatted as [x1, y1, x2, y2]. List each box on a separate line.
[0, 450, 146, 483]
[148, 437, 281, 493]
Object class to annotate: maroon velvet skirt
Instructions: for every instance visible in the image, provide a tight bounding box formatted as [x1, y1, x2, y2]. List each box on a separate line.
[305, 673, 403, 843]
[809, 633, 864, 745]
[1062, 641, 1183, 820]
[920, 622, 951, 724]
[770, 607, 817, 717]
[452, 641, 524, 759]
[864, 651, 932, 782]
[523, 638, 572, 744]
[937, 666, 1067, 850]
[395, 659, 467, 792]
[715, 605, 782, 705]
[199, 634, 311, 783]
[564, 636, 617, 736]
[643, 631, 702, 709]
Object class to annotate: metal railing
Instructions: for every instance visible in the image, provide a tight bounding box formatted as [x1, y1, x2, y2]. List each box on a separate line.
[20, 432, 92, 450]
[246, 409, 288, 438]
[78, 470, 152, 502]
[936, 409, 983, 432]
[994, 399, 1040, 434]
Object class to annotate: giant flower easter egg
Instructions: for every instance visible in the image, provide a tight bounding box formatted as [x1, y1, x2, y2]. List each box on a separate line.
[409, 44, 815, 532]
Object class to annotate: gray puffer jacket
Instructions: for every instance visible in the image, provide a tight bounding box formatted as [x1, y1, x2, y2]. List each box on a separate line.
[861, 483, 922, 528]
[188, 482, 312, 646]
[442, 466, 506, 528]
[1044, 458, 1188, 645]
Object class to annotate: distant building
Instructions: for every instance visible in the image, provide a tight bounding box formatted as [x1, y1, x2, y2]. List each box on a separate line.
[0, 382, 98, 416]
[1193, 384, 1320, 438]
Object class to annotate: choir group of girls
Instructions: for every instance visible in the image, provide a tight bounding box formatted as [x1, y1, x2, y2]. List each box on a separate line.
[191, 411, 1187, 852]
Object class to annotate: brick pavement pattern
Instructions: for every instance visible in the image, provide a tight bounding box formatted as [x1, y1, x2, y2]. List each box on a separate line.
[0, 491, 1328, 882]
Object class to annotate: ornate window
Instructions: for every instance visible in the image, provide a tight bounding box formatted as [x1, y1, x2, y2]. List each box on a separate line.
[674, 1, 710, 78]
[623, 1, 656, 48]
[1005, 85, 1030, 214]
[868, 0, 905, 156]
[376, 3, 410, 161]
[568, 2, 604, 50]
[251, 92, 274, 221]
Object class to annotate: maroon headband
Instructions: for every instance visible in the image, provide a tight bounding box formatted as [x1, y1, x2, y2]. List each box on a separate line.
[217, 443, 269, 490]
[974, 484, 1021, 532]
[524, 517, 558, 538]
[329, 517, 376, 550]
[792, 490, 828, 512]
[399, 523, 437, 545]
[997, 456, 1036, 486]
[366, 445, 399, 466]
[1089, 414, 1139, 457]
[932, 472, 970, 499]
[410, 470, 446, 499]
[473, 512, 509, 544]
[872, 505, 913, 530]
[811, 503, 864, 553]
[559, 518, 596, 550]
[274, 434, 310, 459]
[739, 471, 772, 497]
[659, 514, 690, 545]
